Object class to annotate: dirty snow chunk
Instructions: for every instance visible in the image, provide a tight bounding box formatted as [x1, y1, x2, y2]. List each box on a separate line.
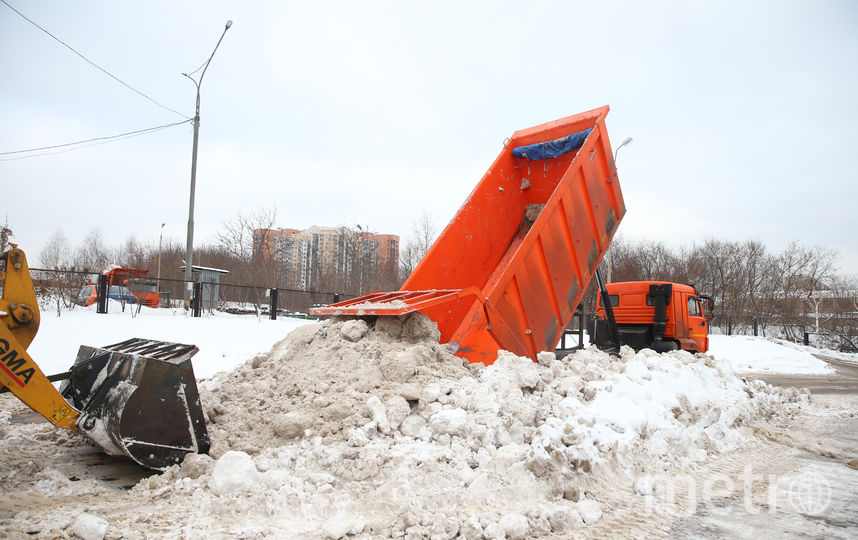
[546, 507, 584, 532]
[429, 408, 470, 436]
[181, 452, 214, 479]
[339, 319, 368, 342]
[385, 395, 411, 430]
[576, 499, 603, 524]
[71, 513, 108, 540]
[400, 414, 428, 438]
[499, 513, 530, 538]
[273, 411, 312, 439]
[380, 350, 417, 382]
[367, 395, 390, 433]
[323, 513, 363, 539]
[537, 351, 555, 366]
[208, 451, 259, 496]
[484, 352, 540, 390]
[402, 313, 441, 342]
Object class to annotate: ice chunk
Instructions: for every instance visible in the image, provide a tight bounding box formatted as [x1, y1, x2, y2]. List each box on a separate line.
[71, 513, 108, 540]
[207, 451, 259, 496]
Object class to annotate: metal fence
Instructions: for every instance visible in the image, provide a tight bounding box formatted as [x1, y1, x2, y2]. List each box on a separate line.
[29, 268, 353, 319]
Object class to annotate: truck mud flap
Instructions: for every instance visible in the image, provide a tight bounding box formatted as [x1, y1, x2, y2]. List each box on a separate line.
[60, 338, 210, 471]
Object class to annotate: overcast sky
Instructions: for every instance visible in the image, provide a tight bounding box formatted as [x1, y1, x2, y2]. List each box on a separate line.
[3, 1, 857, 276]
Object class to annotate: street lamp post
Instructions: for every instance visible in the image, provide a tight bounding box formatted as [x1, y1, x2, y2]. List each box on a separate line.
[613, 137, 633, 162]
[607, 137, 633, 283]
[157, 222, 165, 292]
[183, 20, 232, 304]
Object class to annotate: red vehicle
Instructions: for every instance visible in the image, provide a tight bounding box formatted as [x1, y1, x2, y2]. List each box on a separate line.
[592, 281, 713, 353]
[106, 268, 159, 307]
[74, 267, 159, 308]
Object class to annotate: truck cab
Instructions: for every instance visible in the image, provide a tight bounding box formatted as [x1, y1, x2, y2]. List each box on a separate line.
[592, 281, 713, 353]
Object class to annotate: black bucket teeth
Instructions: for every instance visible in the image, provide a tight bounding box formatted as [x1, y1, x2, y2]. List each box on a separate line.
[60, 338, 210, 471]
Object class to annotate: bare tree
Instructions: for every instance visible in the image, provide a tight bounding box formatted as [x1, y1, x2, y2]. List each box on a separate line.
[73, 229, 111, 272]
[399, 209, 438, 282]
[217, 206, 279, 312]
[39, 231, 71, 269]
[0, 219, 12, 252]
[34, 231, 86, 311]
[117, 236, 149, 268]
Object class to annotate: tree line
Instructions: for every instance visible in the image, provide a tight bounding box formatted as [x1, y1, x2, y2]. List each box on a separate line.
[10, 217, 857, 350]
[597, 237, 857, 349]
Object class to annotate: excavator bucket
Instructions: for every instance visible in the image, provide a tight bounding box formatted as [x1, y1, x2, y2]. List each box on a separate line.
[59, 338, 210, 470]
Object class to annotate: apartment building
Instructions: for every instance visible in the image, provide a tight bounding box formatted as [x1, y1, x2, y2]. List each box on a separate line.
[253, 226, 399, 292]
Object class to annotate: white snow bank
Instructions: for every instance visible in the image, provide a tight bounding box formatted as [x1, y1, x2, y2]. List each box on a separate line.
[775, 338, 858, 366]
[709, 335, 834, 374]
[29, 304, 309, 379]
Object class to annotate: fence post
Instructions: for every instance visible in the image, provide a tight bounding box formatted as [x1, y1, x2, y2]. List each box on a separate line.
[334, 293, 340, 303]
[753, 317, 758, 336]
[727, 317, 732, 336]
[192, 282, 203, 318]
[269, 288, 278, 320]
[578, 309, 585, 350]
[96, 274, 108, 314]
[803, 332, 809, 346]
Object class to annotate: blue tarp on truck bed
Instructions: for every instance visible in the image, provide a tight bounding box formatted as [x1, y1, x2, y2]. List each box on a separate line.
[512, 127, 593, 160]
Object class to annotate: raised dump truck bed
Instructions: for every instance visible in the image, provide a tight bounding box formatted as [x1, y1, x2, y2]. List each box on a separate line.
[312, 106, 625, 365]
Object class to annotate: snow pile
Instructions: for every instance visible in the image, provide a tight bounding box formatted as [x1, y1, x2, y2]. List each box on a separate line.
[199, 314, 473, 455]
[143, 315, 803, 537]
[709, 334, 834, 374]
[0, 314, 808, 538]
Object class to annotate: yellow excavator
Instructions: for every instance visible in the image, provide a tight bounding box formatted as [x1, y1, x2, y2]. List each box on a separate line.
[0, 244, 209, 470]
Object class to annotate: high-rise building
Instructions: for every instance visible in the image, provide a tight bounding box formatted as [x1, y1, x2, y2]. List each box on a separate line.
[253, 226, 399, 292]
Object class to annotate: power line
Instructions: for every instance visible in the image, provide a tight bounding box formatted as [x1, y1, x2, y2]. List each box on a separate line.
[0, 0, 188, 119]
[0, 119, 192, 161]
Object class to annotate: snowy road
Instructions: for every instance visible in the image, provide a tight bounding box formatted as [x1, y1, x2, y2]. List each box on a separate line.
[665, 392, 858, 539]
[610, 360, 858, 539]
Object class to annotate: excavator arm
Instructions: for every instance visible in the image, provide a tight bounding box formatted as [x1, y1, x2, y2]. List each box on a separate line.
[1, 244, 210, 470]
[0, 245, 80, 429]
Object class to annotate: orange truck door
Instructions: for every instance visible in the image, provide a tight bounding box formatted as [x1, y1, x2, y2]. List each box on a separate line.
[686, 296, 708, 352]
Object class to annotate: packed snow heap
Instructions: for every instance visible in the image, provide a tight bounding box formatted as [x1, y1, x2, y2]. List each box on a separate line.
[0, 314, 806, 539]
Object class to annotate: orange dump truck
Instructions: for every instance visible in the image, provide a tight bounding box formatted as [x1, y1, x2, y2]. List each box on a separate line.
[105, 267, 159, 307]
[312, 106, 625, 365]
[592, 281, 714, 353]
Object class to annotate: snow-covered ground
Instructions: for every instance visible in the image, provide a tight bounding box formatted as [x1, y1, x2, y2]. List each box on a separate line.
[29, 301, 308, 379]
[708, 334, 836, 375]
